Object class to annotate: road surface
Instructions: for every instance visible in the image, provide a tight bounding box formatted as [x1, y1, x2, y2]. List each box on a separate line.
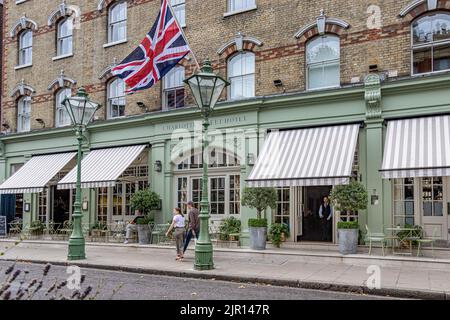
[0, 261, 400, 300]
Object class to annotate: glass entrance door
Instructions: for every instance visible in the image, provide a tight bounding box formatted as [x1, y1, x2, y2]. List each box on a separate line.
[421, 177, 448, 241]
[300, 186, 332, 242]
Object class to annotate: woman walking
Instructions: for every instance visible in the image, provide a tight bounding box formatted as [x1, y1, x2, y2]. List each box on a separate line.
[166, 208, 186, 261]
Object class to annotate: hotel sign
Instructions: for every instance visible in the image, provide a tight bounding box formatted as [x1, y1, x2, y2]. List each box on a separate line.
[160, 115, 251, 132]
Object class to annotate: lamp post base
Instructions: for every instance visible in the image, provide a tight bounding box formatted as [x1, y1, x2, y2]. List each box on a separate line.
[194, 242, 214, 270]
[68, 237, 86, 261]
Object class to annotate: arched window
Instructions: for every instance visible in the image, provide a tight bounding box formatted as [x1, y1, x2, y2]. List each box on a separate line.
[163, 66, 185, 110]
[412, 12, 450, 74]
[306, 35, 340, 90]
[55, 88, 72, 127]
[108, 1, 127, 43]
[57, 17, 73, 56]
[108, 78, 126, 119]
[228, 52, 255, 100]
[17, 96, 31, 133]
[19, 30, 33, 66]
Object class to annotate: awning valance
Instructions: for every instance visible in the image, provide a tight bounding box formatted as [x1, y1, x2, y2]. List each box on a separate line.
[381, 115, 450, 179]
[57, 145, 147, 189]
[0, 152, 76, 194]
[247, 124, 359, 187]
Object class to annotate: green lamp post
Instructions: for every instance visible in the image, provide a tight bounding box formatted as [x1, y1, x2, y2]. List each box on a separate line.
[184, 59, 230, 270]
[62, 87, 101, 261]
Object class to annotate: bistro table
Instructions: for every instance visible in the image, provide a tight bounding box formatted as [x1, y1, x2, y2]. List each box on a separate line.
[386, 226, 420, 255]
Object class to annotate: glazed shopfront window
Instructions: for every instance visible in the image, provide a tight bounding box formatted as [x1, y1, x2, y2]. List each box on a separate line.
[393, 178, 415, 226]
[422, 177, 444, 217]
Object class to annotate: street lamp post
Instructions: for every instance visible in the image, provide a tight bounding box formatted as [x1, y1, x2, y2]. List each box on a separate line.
[62, 87, 101, 261]
[185, 59, 230, 270]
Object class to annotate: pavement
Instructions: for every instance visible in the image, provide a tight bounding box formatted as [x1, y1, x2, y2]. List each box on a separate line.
[1, 239, 450, 299]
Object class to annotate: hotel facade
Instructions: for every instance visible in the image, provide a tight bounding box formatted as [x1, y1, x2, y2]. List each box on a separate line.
[0, 0, 450, 246]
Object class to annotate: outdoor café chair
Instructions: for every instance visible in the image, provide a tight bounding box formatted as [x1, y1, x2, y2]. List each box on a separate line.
[416, 227, 438, 258]
[365, 224, 387, 256]
[151, 223, 169, 244]
[8, 219, 22, 237]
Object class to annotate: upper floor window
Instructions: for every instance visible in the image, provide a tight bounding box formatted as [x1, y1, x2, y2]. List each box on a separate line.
[306, 35, 340, 90]
[228, 52, 255, 100]
[412, 12, 450, 75]
[228, 0, 256, 13]
[171, 0, 186, 27]
[108, 1, 127, 43]
[108, 78, 126, 119]
[57, 17, 73, 56]
[163, 66, 185, 110]
[19, 30, 33, 66]
[55, 88, 72, 127]
[17, 96, 31, 133]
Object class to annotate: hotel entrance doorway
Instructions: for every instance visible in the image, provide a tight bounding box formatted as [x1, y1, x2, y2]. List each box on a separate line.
[299, 186, 332, 242]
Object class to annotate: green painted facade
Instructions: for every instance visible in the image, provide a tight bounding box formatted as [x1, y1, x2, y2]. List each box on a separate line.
[1, 73, 449, 245]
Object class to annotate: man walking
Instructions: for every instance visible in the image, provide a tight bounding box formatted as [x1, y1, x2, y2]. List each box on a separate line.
[183, 201, 200, 254]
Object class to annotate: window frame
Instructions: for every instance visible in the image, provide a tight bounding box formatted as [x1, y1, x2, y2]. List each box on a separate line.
[226, 0, 257, 15]
[108, 1, 128, 44]
[56, 17, 74, 57]
[55, 88, 72, 128]
[17, 96, 31, 133]
[18, 29, 33, 66]
[306, 34, 341, 91]
[227, 51, 256, 100]
[411, 12, 450, 76]
[163, 65, 186, 110]
[171, 0, 186, 28]
[107, 78, 126, 119]
[392, 178, 416, 226]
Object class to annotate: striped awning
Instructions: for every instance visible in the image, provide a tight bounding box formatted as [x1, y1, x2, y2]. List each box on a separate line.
[0, 152, 76, 194]
[247, 124, 360, 187]
[381, 115, 450, 179]
[58, 145, 147, 189]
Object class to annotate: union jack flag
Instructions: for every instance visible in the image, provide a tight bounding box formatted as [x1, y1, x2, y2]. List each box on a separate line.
[112, 0, 191, 94]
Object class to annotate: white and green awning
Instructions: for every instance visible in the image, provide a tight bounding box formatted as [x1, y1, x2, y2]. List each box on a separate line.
[57, 145, 146, 189]
[0, 152, 76, 194]
[247, 124, 359, 187]
[381, 115, 450, 179]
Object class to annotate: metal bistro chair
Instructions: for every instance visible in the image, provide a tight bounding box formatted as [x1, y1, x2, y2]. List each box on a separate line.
[365, 224, 387, 256]
[151, 223, 170, 244]
[417, 227, 438, 258]
[8, 219, 22, 238]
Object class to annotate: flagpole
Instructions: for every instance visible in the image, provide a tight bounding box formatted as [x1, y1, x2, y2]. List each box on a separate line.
[167, 1, 201, 72]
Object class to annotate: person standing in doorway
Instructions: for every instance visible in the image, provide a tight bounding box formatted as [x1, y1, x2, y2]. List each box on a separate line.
[166, 208, 186, 261]
[183, 201, 200, 254]
[319, 196, 333, 241]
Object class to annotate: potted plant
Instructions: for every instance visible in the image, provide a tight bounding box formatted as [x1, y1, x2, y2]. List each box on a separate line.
[330, 181, 368, 255]
[269, 223, 290, 248]
[218, 217, 241, 241]
[130, 188, 161, 244]
[241, 187, 277, 250]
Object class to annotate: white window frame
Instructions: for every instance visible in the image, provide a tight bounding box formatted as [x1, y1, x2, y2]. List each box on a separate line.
[171, 0, 186, 28]
[107, 78, 126, 119]
[163, 66, 185, 110]
[55, 88, 72, 127]
[108, 1, 127, 45]
[17, 96, 31, 133]
[392, 178, 416, 226]
[227, 51, 255, 100]
[306, 35, 340, 91]
[411, 12, 450, 75]
[226, 0, 257, 15]
[18, 30, 33, 66]
[57, 17, 73, 57]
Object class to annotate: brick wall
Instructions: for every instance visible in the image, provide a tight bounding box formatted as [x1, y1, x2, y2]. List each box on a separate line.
[1, 0, 449, 132]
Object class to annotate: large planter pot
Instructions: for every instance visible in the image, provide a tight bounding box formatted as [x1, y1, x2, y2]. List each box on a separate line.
[249, 227, 267, 250]
[137, 224, 150, 245]
[338, 228, 359, 255]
